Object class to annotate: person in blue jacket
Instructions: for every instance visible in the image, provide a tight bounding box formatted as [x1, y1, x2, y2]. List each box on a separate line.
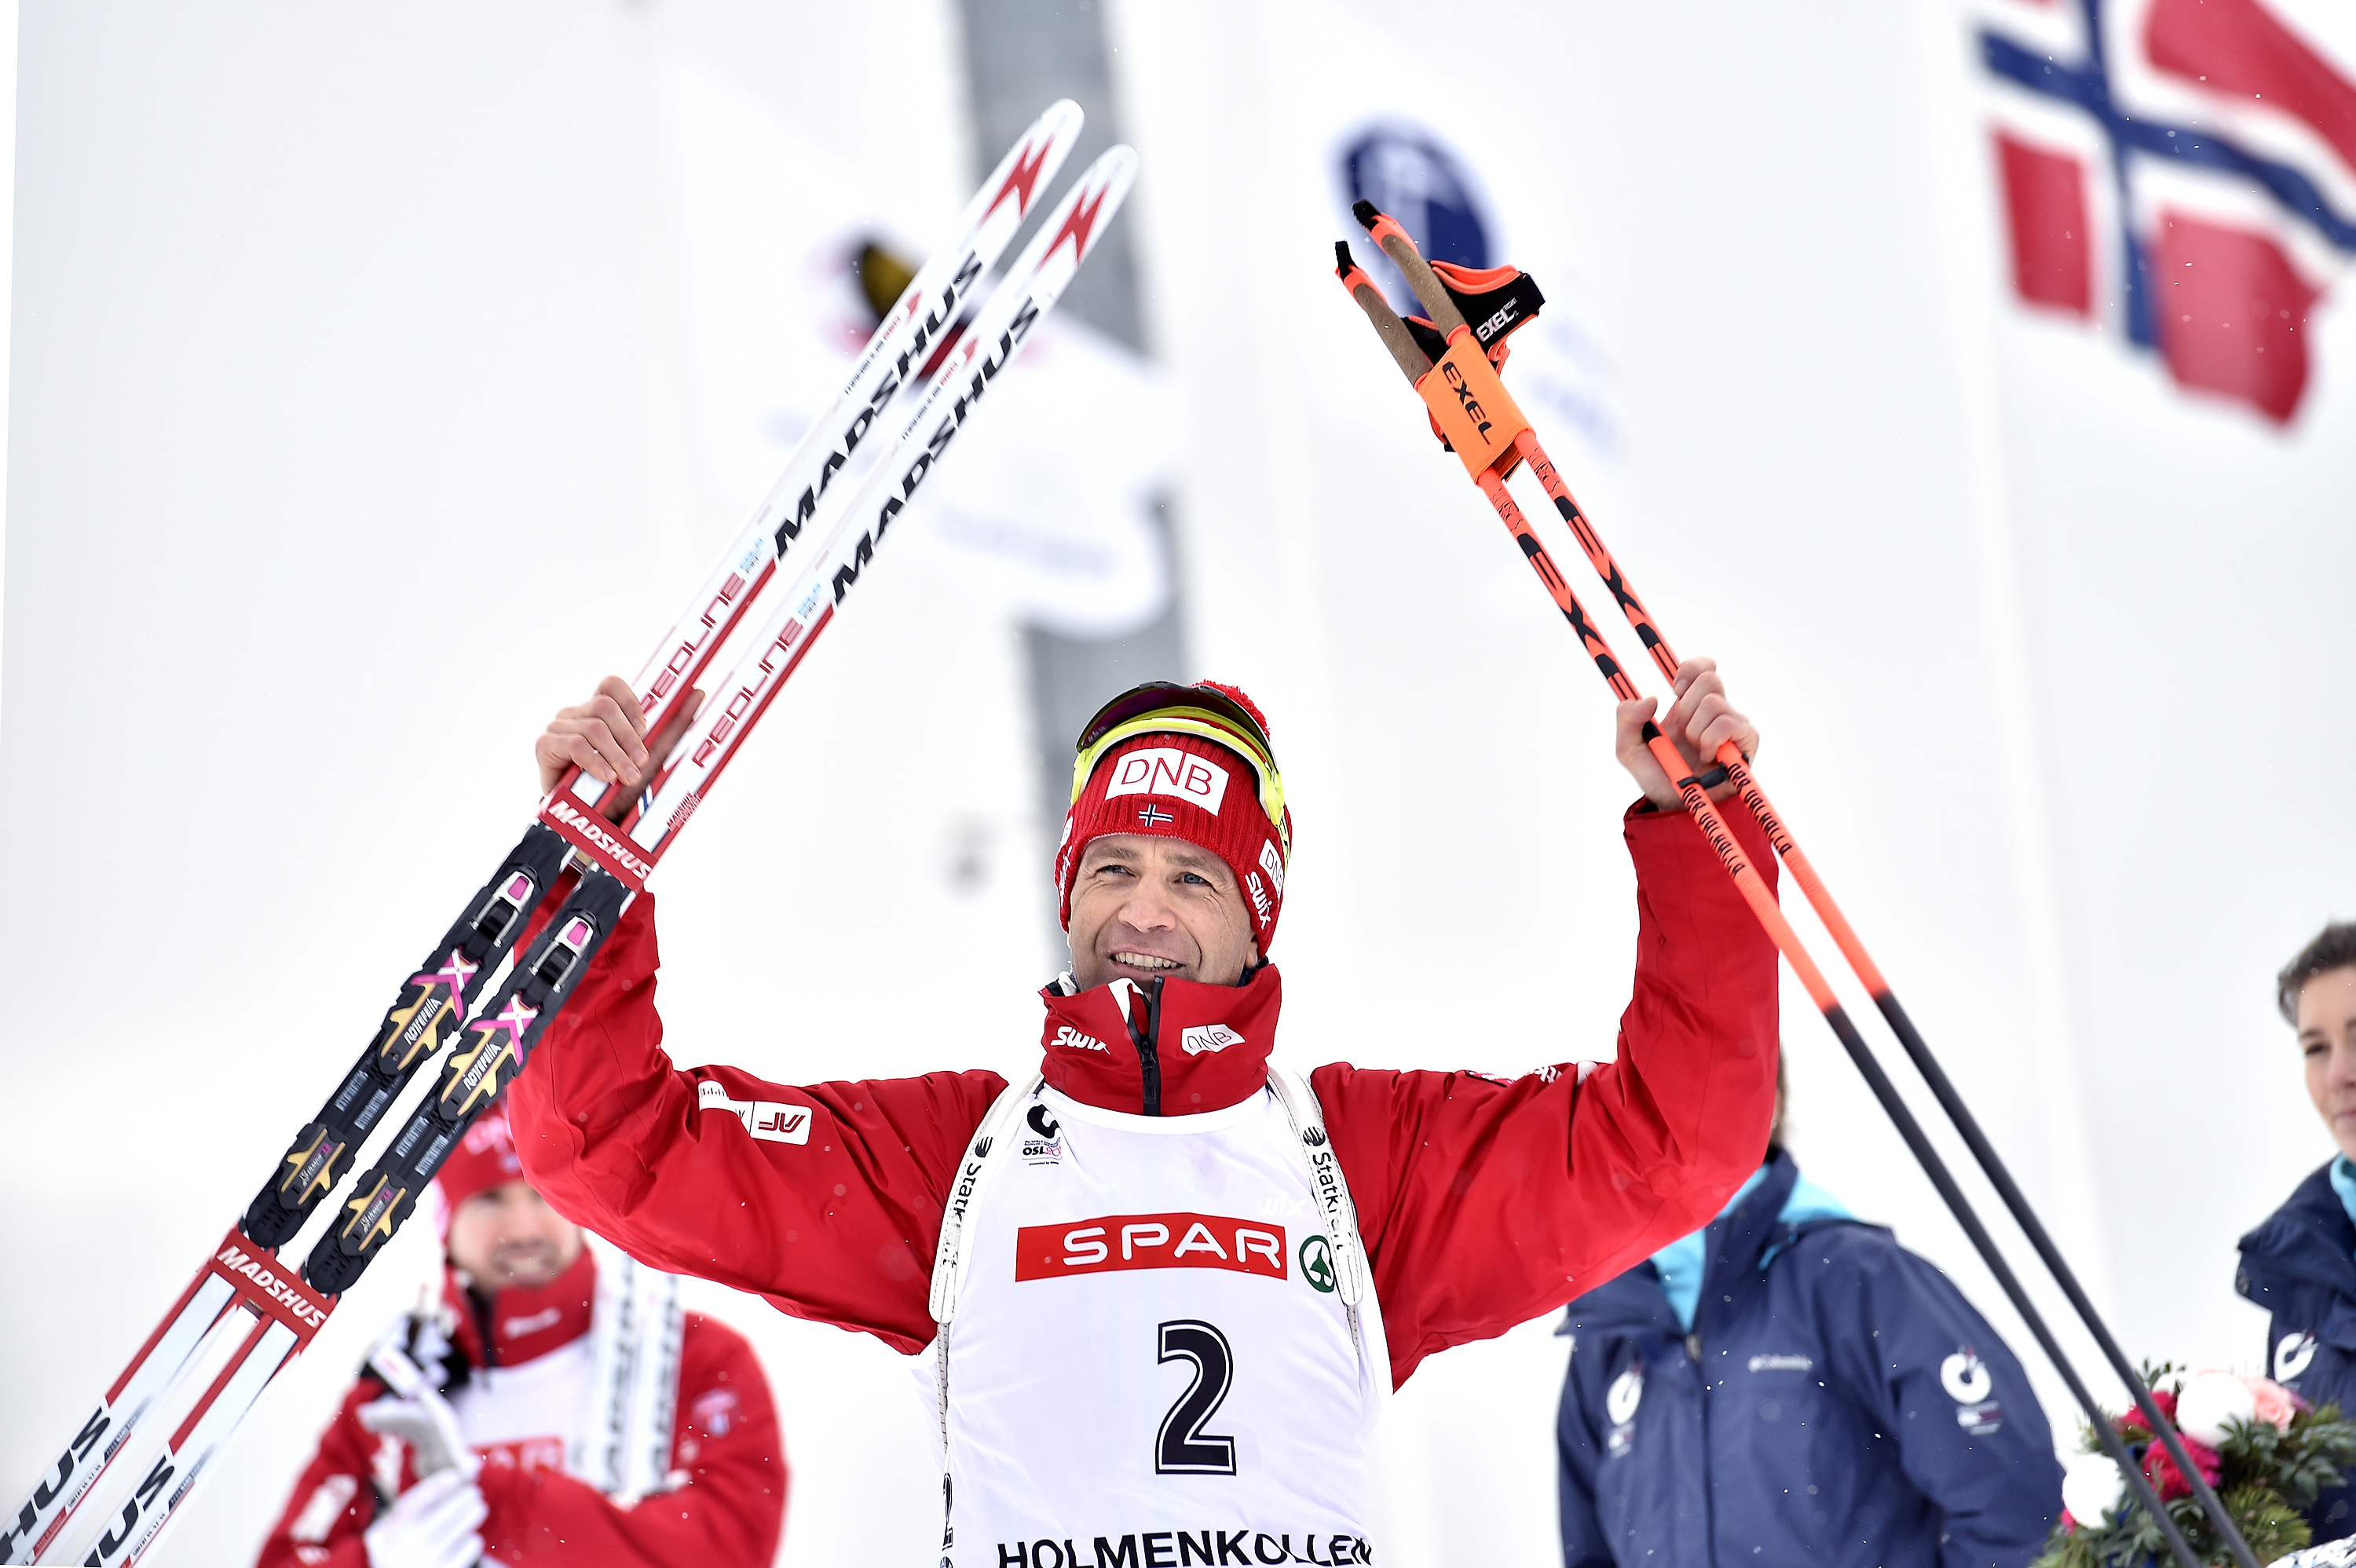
[2237, 920, 2356, 1541]
[1556, 1076, 2062, 1568]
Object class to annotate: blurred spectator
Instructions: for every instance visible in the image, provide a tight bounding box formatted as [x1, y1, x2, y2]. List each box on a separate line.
[1555, 1067, 2060, 1566]
[255, 1107, 785, 1568]
[2237, 922, 2356, 1541]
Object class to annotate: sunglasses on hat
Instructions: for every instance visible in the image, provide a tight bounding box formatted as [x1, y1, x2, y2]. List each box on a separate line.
[1071, 682, 1288, 852]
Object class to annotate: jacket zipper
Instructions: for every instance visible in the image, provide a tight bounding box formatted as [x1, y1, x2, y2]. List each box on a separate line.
[465, 1286, 500, 1387]
[1132, 977, 1165, 1116]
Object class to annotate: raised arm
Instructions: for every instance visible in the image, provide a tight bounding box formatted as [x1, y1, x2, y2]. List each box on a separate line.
[507, 679, 1006, 1352]
[1312, 659, 1780, 1387]
[503, 889, 1004, 1352]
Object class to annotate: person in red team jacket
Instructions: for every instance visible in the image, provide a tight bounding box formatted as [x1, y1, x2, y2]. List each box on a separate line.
[255, 1108, 785, 1568]
[507, 664, 1778, 1564]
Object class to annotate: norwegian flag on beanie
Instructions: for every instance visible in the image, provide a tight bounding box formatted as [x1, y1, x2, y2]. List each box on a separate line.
[1056, 690, 1293, 952]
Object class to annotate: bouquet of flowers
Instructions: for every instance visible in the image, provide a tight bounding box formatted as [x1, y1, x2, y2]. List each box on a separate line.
[2035, 1364, 2356, 1567]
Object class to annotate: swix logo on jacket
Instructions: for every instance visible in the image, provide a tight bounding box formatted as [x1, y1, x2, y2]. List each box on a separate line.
[933, 1082, 1383, 1563]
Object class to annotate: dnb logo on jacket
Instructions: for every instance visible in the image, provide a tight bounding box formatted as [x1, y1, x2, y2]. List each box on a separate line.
[1941, 1347, 2005, 1434]
[1180, 1023, 1243, 1056]
[1604, 1365, 1644, 1457]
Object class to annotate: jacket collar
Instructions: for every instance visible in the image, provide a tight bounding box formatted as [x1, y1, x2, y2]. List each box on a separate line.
[1566, 1153, 1877, 1339]
[1705, 1150, 1870, 1286]
[2239, 1163, 2356, 1305]
[1710, 1149, 1804, 1280]
[444, 1244, 598, 1369]
[1037, 963, 1281, 1116]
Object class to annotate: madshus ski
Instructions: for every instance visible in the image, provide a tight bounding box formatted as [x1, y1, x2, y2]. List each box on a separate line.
[7, 111, 1131, 1568]
[309, 144, 1142, 1299]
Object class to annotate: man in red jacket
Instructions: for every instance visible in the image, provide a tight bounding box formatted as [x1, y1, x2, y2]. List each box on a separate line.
[255, 1109, 785, 1568]
[510, 663, 1776, 1566]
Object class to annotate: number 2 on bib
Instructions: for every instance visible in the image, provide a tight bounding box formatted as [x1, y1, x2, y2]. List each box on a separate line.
[1155, 1319, 1238, 1475]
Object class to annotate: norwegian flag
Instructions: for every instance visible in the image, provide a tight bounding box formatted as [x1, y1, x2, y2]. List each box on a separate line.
[1981, 0, 2356, 422]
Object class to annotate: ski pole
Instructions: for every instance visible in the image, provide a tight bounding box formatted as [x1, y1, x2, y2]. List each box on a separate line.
[1347, 202, 2255, 1568]
[1334, 239, 2228, 1568]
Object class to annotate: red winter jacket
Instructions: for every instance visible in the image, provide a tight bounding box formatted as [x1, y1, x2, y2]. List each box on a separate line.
[254, 1251, 784, 1567]
[506, 802, 1780, 1390]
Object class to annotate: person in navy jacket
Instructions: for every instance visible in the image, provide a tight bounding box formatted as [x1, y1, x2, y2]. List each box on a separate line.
[1555, 1101, 2061, 1568]
[2237, 921, 2356, 1541]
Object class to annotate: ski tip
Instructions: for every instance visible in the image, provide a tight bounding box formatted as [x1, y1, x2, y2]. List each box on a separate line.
[1061, 145, 1137, 260]
[1042, 97, 1085, 136]
[1096, 143, 1140, 182]
[1334, 239, 1355, 280]
[1352, 199, 1381, 231]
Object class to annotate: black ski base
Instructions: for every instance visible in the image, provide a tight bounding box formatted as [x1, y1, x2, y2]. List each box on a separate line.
[241, 824, 573, 1248]
[302, 868, 631, 1296]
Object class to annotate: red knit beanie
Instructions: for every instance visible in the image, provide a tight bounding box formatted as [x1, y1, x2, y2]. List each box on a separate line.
[1055, 681, 1293, 953]
[428, 1106, 525, 1242]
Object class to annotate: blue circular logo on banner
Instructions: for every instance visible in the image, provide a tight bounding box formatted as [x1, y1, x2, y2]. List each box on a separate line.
[1341, 125, 1491, 272]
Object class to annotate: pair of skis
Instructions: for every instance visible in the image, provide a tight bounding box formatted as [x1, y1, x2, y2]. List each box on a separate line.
[7, 101, 1135, 1568]
[1333, 210, 2258, 1568]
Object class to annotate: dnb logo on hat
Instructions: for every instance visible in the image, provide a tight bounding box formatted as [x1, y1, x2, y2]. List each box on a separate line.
[1103, 747, 1229, 813]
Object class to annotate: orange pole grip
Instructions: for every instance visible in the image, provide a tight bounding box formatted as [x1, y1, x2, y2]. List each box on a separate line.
[1418, 331, 1530, 481]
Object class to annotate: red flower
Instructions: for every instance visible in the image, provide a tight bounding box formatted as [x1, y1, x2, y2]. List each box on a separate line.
[2060, 1508, 2080, 1534]
[2143, 1434, 2222, 1501]
[2113, 1387, 2179, 1440]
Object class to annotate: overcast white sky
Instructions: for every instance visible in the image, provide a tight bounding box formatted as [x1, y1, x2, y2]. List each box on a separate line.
[5, 3, 2354, 1564]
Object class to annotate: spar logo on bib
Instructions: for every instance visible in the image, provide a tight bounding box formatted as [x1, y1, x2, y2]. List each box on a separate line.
[1015, 1211, 1286, 1282]
[1103, 748, 1230, 814]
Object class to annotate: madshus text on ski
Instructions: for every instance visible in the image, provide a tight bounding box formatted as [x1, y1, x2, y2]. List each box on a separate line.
[3, 100, 1118, 1568]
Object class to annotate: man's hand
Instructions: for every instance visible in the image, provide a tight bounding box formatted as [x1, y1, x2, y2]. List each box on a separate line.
[361, 1471, 485, 1568]
[535, 676, 706, 823]
[1614, 657, 1759, 812]
[357, 1383, 475, 1482]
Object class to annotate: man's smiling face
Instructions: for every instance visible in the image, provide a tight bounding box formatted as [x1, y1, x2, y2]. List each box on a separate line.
[1067, 832, 1260, 991]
